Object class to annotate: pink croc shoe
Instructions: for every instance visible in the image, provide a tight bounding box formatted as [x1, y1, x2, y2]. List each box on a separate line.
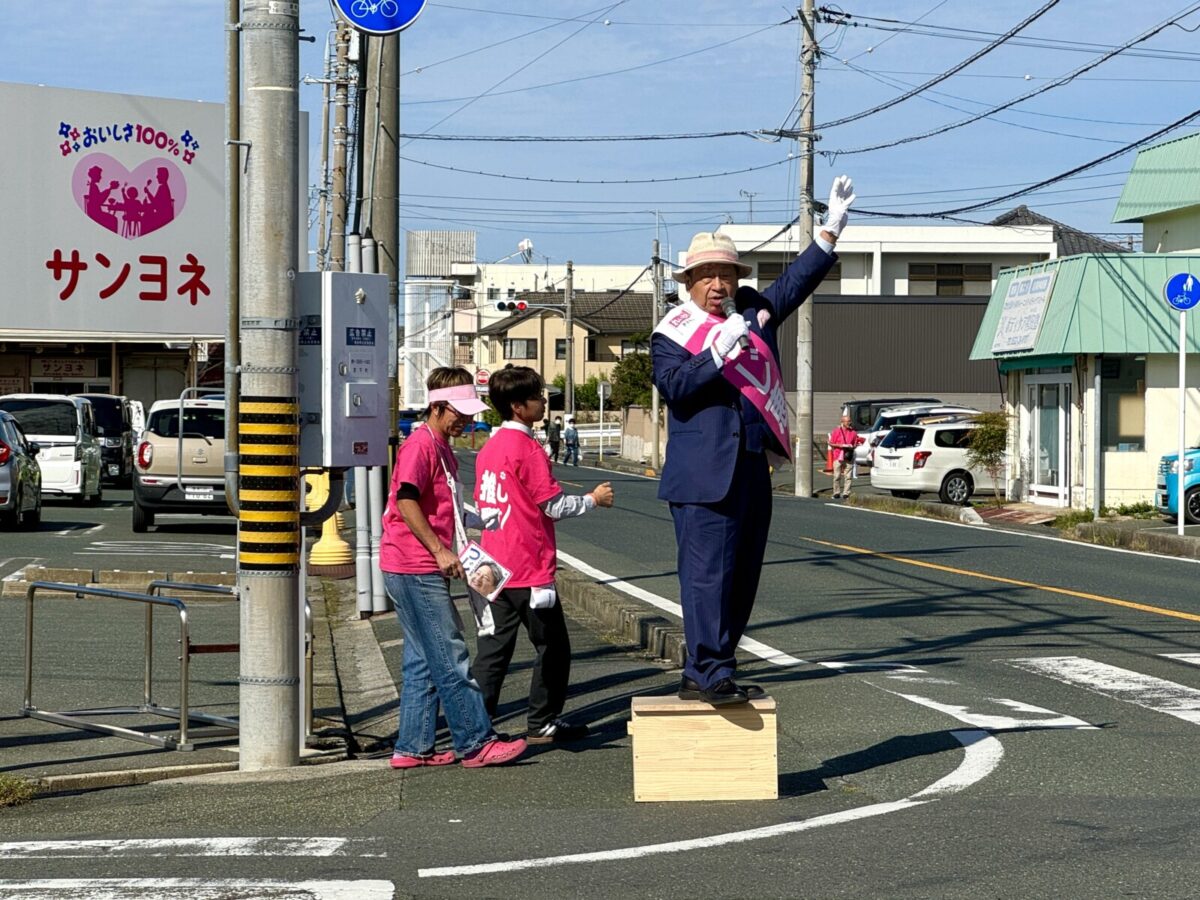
[390, 750, 457, 769]
[460, 737, 527, 768]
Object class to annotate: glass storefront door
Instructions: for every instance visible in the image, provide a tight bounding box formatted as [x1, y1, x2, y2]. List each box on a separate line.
[1026, 378, 1070, 504]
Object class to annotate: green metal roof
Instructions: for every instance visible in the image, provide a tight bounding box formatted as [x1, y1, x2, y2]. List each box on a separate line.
[1112, 132, 1200, 223]
[970, 253, 1200, 361]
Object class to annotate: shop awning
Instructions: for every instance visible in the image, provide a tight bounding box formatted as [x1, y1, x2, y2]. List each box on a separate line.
[971, 253, 1200, 362]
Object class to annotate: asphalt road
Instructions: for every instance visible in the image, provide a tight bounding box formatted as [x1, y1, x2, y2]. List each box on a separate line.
[4, 471, 1200, 899]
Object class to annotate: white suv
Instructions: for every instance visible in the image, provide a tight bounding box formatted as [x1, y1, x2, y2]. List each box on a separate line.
[857, 404, 981, 465]
[870, 420, 1004, 505]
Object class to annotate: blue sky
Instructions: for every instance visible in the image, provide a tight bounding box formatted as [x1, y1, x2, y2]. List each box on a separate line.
[5, 1, 1200, 266]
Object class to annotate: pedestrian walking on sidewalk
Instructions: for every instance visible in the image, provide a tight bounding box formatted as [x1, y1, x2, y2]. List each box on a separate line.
[651, 176, 855, 706]
[546, 416, 563, 463]
[381, 366, 527, 769]
[563, 417, 580, 466]
[829, 413, 864, 499]
[473, 365, 614, 745]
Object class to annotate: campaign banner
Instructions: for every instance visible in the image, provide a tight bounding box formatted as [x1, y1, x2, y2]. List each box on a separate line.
[0, 82, 225, 338]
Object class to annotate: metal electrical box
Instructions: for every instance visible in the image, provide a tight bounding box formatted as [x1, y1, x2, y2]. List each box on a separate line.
[296, 272, 391, 468]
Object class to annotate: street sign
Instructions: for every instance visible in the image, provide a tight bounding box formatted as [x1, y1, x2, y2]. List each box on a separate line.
[1164, 272, 1200, 311]
[332, 0, 427, 35]
[475, 369, 490, 386]
[598, 380, 612, 401]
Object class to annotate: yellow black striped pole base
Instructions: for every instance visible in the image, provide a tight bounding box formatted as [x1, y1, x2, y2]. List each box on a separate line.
[238, 397, 300, 573]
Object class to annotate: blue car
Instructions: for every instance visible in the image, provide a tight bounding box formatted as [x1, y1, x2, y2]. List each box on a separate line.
[1155, 448, 1200, 524]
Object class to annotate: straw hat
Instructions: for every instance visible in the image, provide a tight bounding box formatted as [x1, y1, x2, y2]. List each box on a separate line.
[670, 232, 752, 282]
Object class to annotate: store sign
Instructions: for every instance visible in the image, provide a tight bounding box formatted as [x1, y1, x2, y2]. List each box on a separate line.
[2, 82, 225, 338]
[991, 270, 1057, 355]
[31, 358, 98, 379]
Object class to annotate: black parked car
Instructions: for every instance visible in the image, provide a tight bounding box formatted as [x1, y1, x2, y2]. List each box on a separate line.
[74, 393, 134, 485]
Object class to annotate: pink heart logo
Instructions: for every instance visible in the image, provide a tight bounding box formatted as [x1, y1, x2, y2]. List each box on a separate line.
[73, 153, 188, 240]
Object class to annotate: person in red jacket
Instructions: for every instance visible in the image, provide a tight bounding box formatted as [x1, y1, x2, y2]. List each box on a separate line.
[829, 412, 864, 499]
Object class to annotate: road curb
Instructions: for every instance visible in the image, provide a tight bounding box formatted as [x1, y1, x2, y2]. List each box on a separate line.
[847, 493, 983, 524]
[555, 566, 686, 666]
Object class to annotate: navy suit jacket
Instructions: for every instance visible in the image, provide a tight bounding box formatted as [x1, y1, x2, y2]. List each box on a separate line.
[652, 242, 836, 504]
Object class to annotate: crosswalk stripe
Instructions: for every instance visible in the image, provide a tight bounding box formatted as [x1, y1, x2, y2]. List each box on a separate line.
[0, 879, 394, 899]
[1007, 656, 1200, 725]
[1161, 653, 1200, 667]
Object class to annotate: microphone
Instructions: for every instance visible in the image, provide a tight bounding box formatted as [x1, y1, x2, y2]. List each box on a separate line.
[720, 296, 750, 350]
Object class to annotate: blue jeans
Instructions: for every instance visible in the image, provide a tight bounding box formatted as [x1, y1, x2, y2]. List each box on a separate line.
[564, 443, 579, 465]
[386, 572, 495, 757]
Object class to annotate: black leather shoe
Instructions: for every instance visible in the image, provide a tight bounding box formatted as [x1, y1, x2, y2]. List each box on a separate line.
[679, 676, 748, 706]
[680, 675, 766, 701]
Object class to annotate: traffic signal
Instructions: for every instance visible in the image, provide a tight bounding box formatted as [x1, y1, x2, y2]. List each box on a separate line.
[496, 299, 528, 312]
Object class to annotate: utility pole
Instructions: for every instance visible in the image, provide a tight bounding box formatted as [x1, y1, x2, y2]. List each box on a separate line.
[739, 189, 758, 224]
[239, 0, 301, 770]
[565, 260, 575, 417]
[330, 23, 351, 273]
[651, 238, 662, 471]
[795, 0, 817, 499]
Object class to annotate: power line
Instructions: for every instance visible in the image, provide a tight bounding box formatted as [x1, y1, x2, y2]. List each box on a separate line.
[822, 9, 1200, 62]
[854, 105, 1200, 219]
[398, 153, 796, 184]
[824, 4, 1200, 157]
[400, 18, 794, 107]
[817, 0, 1063, 130]
[427, 4, 783, 27]
[394, 130, 761, 142]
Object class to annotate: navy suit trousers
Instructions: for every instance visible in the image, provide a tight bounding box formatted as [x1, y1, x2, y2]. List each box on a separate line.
[669, 449, 772, 688]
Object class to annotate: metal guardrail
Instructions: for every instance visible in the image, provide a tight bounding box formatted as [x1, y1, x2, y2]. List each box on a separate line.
[22, 580, 241, 748]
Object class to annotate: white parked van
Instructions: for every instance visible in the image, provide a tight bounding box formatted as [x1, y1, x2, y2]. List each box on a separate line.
[0, 394, 103, 504]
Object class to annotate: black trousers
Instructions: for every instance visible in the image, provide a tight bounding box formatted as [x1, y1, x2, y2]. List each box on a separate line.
[471, 587, 571, 731]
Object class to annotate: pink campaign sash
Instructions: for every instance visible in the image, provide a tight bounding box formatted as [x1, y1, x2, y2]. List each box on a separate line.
[654, 303, 791, 459]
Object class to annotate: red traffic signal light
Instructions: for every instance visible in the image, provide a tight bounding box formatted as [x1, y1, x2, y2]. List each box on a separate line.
[496, 299, 528, 312]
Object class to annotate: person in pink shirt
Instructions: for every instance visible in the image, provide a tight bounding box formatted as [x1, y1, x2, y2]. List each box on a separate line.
[829, 412, 865, 500]
[473, 365, 614, 745]
[381, 366, 526, 769]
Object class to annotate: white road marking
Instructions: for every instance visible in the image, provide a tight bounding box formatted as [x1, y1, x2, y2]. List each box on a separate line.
[420, 726, 1002, 878]
[75, 541, 234, 558]
[1162, 652, 1200, 667]
[827, 501, 1200, 565]
[881, 692, 1095, 731]
[0, 837, 384, 859]
[0, 879, 394, 899]
[0, 558, 41, 581]
[558, 549, 925, 673]
[1008, 656, 1200, 725]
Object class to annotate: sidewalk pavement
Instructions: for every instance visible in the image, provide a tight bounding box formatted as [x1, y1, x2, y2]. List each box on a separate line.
[5, 458, 1197, 800]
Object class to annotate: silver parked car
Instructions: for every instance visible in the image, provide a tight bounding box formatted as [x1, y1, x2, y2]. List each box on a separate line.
[0, 409, 42, 528]
[0, 394, 103, 504]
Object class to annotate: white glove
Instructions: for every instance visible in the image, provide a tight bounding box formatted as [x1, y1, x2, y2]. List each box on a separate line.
[711, 313, 749, 360]
[824, 175, 855, 237]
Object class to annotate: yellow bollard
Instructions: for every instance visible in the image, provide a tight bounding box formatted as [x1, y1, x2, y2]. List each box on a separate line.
[306, 471, 354, 575]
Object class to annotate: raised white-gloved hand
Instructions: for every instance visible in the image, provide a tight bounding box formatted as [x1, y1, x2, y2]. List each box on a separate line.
[711, 313, 749, 360]
[824, 175, 855, 237]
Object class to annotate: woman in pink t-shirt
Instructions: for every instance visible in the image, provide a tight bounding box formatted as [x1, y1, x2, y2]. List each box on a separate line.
[473, 365, 614, 745]
[381, 367, 526, 769]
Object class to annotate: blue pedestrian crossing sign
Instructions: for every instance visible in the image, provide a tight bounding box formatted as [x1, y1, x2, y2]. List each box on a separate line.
[1164, 272, 1200, 311]
[332, 0, 427, 35]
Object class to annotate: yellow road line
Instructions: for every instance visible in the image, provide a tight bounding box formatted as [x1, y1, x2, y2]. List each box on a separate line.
[804, 536, 1200, 624]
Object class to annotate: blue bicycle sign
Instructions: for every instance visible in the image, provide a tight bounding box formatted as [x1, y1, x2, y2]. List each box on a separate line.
[332, 0, 426, 35]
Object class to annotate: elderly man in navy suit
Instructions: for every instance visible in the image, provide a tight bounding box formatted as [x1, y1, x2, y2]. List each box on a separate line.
[651, 176, 855, 705]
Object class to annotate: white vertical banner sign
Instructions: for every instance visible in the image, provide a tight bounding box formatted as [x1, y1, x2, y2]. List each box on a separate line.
[1164, 273, 1200, 537]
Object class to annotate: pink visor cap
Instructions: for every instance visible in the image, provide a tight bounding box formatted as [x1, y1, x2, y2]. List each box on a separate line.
[429, 383, 489, 416]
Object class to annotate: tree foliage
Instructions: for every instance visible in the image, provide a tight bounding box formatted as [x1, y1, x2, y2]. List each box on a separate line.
[611, 351, 653, 408]
[551, 373, 605, 411]
[966, 410, 1010, 504]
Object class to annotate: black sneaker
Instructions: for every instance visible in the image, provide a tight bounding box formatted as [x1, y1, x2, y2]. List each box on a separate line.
[527, 719, 590, 744]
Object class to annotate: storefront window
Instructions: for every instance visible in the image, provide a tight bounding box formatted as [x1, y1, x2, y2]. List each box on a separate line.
[1101, 357, 1145, 452]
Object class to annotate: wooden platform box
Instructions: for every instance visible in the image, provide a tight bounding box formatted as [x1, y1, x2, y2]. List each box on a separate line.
[628, 696, 777, 802]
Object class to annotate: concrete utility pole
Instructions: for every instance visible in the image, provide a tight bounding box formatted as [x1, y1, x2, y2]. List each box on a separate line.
[795, 0, 817, 499]
[330, 23, 351, 273]
[651, 238, 662, 471]
[565, 260, 575, 417]
[238, 0, 301, 769]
